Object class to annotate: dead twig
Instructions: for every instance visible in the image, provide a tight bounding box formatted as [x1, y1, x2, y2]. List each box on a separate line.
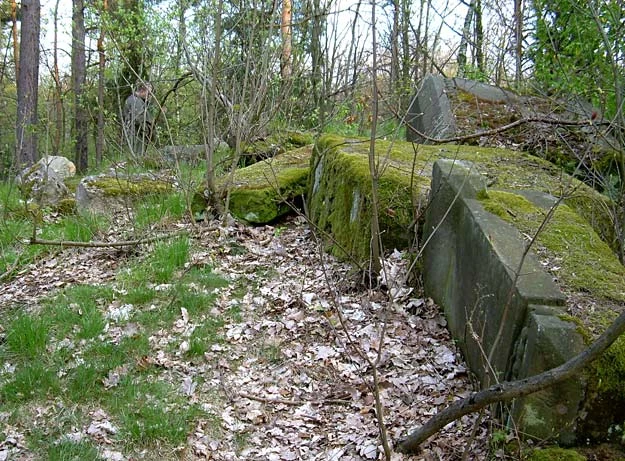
[28, 231, 187, 249]
[239, 392, 351, 406]
[395, 309, 625, 453]
[405, 114, 607, 144]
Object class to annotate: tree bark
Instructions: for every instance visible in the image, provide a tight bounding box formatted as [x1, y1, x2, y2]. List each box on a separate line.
[96, 0, 108, 167]
[280, 0, 292, 81]
[72, 0, 88, 172]
[52, 0, 64, 154]
[514, 0, 523, 84]
[15, 0, 40, 169]
[11, 0, 19, 81]
[396, 309, 625, 454]
[457, 0, 474, 77]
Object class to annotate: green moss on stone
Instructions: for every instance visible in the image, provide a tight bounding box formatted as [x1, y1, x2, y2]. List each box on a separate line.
[54, 198, 77, 215]
[90, 177, 172, 197]
[528, 447, 586, 461]
[479, 190, 625, 400]
[221, 146, 312, 223]
[594, 319, 625, 398]
[479, 190, 625, 302]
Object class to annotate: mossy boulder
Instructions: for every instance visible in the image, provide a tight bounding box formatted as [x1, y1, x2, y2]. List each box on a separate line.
[307, 135, 427, 263]
[307, 134, 617, 265]
[239, 131, 314, 167]
[218, 145, 313, 224]
[75, 173, 174, 214]
[16, 156, 76, 207]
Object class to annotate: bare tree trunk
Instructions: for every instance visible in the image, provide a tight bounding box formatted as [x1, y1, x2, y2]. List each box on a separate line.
[390, 0, 400, 95]
[457, 0, 474, 77]
[72, 0, 88, 172]
[400, 0, 410, 112]
[281, 0, 293, 81]
[11, 0, 19, 81]
[514, 0, 523, 84]
[369, 0, 381, 279]
[15, 0, 40, 169]
[96, 0, 108, 167]
[52, 0, 64, 154]
[474, 0, 484, 74]
[204, 0, 224, 214]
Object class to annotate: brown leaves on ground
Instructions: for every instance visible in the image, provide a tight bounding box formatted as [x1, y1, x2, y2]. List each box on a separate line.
[0, 214, 488, 460]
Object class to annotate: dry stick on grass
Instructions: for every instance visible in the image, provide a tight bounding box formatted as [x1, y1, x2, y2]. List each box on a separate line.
[395, 308, 625, 454]
[28, 231, 187, 248]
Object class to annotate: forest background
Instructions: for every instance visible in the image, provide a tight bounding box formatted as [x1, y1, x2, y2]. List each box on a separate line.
[3, 0, 624, 185]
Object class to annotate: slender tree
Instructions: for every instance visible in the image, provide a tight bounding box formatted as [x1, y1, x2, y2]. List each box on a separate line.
[72, 0, 88, 172]
[51, 0, 64, 154]
[96, 0, 109, 167]
[514, 0, 523, 84]
[10, 0, 19, 80]
[15, 0, 40, 168]
[281, 0, 292, 81]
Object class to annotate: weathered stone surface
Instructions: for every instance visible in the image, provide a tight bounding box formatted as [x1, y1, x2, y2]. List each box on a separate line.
[307, 136, 424, 263]
[406, 74, 456, 143]
[423, 160, 567, 380]
[449, 77, 519, 104]
[16, 156, 76, 206]
[511, 310, 586, 445]
[76, 173, 173, 214]
[422, 158, 623, 445]
[161, 142, 229, 166]
[220, 145, 313, 224]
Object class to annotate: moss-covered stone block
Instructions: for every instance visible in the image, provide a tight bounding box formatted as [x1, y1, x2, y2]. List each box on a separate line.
[477, 187, 625, 442]
[307, 135, 429, 263]
[75, 173, 174, 214]
[220, 145, 313, 224]
[307, 135, 617, 265]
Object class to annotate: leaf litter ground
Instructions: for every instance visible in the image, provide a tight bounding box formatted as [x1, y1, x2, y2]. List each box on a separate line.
[0, 214, 488, 460]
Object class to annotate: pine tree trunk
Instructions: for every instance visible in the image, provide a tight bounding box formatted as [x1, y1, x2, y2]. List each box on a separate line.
[72, 0, 88, 172]
[15, 0, 40, 169]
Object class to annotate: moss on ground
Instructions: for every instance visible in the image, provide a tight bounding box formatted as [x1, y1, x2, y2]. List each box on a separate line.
[527, 447, 586, 461]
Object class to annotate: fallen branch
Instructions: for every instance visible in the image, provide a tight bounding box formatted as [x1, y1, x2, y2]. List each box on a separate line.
[28, 231, 186, 249]
[406, 115, 608, 145]
[395, 309, 625, 454]
[239, 392, 351, 406]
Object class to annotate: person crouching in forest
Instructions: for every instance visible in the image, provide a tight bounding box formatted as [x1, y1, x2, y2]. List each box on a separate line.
[123, 82, 154, 158]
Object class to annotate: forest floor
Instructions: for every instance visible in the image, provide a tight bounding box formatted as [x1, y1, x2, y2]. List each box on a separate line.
[0, 212, 492, 460]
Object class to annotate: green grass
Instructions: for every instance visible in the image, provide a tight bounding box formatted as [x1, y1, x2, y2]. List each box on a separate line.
[120, 236, 191, 286]
[123, 286, 158, 305]
[5, 314, 49, 360]
[1, 360, 60, 402]
[134, 192, 187, 230]
[47, 440, 103, 461]
[187, 318, 225, 357]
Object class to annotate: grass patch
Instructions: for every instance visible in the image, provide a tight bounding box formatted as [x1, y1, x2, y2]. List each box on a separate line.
[47, 440, 103, 461]
[4, 314, 49, 360]
[1, 360, 60, 403]
[123, 286, 158, 305]
[134, 192, 187, 230]
[120, 236, 190, 286]
[187, 318, 225, 357]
